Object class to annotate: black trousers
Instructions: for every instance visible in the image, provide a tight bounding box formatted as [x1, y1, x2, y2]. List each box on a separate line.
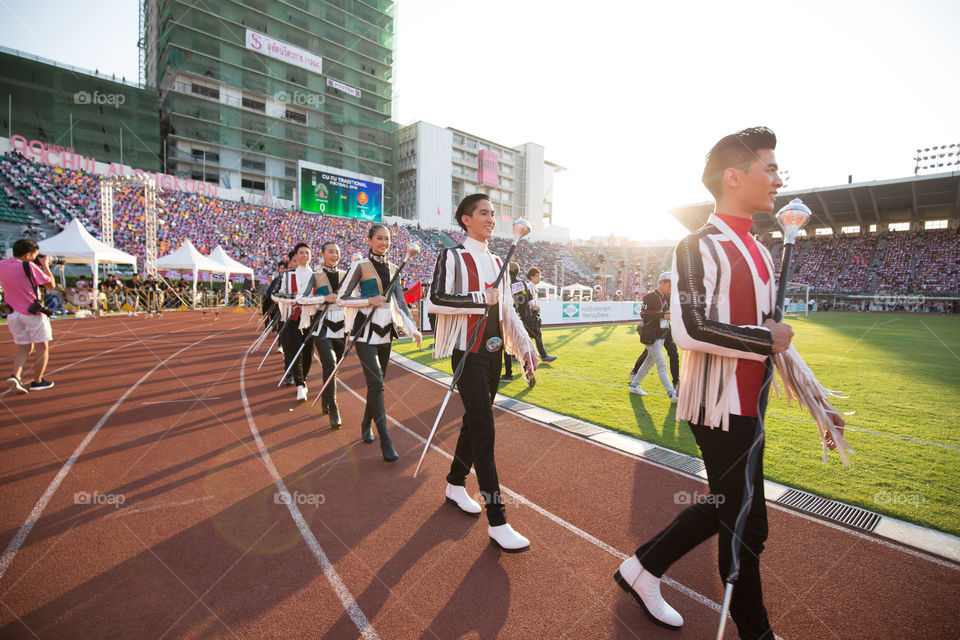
[355, 342, 392, 433]
[634, 414, 772, 639]
[446, 348, 506, 527]
[502, 348, 513, 377]
[632, 334, 680, 386]
[315, 335, 345, 410]
[280, 318, 313, 386]
[523, 313, 549, 358]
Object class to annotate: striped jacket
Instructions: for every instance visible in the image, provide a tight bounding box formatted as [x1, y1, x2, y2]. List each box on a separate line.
[337, 257, 416, 345]
[671, 214, 776, 427]
[426, 237, 533, 360]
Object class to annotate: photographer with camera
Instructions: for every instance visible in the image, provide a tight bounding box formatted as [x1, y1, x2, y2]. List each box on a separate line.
[0, 239, 56, 393]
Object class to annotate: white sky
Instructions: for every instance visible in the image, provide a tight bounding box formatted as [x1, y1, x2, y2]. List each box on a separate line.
[2, 0, 958, 241]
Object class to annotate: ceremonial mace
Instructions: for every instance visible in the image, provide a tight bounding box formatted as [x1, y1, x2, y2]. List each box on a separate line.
[412, 218, 533, 478]
[309, 243, 421, 407]
[277, 300, 331, 387]
[715, 198, 810, 640]
[256, 294, 295, 369]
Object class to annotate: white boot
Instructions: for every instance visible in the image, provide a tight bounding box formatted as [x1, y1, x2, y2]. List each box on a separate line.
[614, 554, 683, 629]
[629, 384, 647, 396]
[296, 385, 307, 402]
[445, 483, 482, 516]
[488, 523, 530, 553]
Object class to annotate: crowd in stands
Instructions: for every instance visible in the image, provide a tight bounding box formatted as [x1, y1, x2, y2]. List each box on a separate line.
[2, 150, 958, 300]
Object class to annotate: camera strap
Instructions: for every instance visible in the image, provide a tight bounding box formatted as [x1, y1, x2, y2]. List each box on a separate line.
[22, 260, 43, 306]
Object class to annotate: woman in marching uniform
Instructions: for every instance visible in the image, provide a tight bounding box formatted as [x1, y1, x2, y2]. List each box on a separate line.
[296, 241, 347, 429]
[337, 224, 421, 461]
[277, 243, 316, 401]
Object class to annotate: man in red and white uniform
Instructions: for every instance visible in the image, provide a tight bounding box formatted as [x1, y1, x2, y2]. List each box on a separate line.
[427, 193, 538, 553]
[615, 127, 807, 639]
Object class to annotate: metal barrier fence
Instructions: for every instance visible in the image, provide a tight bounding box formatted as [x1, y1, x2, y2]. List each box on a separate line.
[31, 288, 263, 316]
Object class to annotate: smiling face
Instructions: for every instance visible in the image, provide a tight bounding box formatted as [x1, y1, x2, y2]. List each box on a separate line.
[367, 227, 391, 255]
[461, 199, 496, 241]
[726, 148, 783, 214]
[322, 243, 341, 267]
[295, 245, 312, 268]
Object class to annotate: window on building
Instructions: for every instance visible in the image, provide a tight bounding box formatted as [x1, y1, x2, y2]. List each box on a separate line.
[869, 224, 877, 232]
[815, 228, 833, 236]
[242, 96, 266, 112]
[284, 107, 307, 124]
[770, 231, 782, 238]
[241, 176, 266, 191]
[888, 222, 910, 232]
[841, 225, 860, 234]
[241, 158, 266, 172]
[191, 82, 219, 100]
[924, 219, 948, 230]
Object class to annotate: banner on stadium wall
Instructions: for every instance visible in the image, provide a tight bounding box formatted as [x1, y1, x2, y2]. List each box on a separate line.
[245, 29, 322, 75]
[298, 161, 383, 221]
[540, 300, 644, 325]
[7, 135, 219, 197]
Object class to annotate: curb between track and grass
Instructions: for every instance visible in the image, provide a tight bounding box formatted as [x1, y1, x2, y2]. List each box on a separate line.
[388, 351, 960, 568]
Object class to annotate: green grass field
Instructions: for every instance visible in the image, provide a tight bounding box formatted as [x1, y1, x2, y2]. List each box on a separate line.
[394, 313, 960, 536]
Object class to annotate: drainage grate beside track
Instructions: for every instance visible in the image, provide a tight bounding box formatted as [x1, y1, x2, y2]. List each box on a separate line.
[776, 489, 882, 532]
[640, 447, 706, 475]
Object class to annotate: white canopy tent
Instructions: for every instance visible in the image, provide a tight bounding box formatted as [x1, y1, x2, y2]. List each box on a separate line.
[208, 245, 254, 294]
[535, 280, 559, 302]
[156, 239, 229, 303]
[38, 218, 137, 310]
[561, 283, 593, 302]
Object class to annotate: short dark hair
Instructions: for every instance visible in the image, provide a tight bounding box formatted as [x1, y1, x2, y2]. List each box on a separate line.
[455, 193, 491, 232]
[276, 259, 287, 269]
[508, 261, 520, 278]
[526, 267, 540, 279]
[367, 223, 388, 239]
[292, 242, 310, 254]
[701, 126, 777, 199]
[320, 241, 338, 253]
[12, 239, 38, 257]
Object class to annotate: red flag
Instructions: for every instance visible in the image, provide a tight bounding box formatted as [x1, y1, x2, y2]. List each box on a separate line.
[404, 281, 422, 305]
[437, 206, 441, 217]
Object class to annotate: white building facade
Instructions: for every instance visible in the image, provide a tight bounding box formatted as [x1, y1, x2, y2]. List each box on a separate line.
[395, 121, 568, 240]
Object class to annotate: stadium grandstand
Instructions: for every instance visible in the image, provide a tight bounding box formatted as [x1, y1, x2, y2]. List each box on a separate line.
[670, 172, 960, 308]
[2, 145, 957, 310]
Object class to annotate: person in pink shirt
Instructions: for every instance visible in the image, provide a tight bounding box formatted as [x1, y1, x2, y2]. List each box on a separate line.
[0, 239, 56, 393]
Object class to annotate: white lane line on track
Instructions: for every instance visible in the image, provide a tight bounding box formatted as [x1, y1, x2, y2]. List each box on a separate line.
[107, 496, 215, 518]
[0, 332, 221, 582]
[239, 350, 379, 640]
[46, 325, 195, 377]
[141, 398, 222, 405]
[335, 381, 753, 630]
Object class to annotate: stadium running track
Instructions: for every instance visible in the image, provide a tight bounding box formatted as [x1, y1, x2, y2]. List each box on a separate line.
[0, 311, 958, 640]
